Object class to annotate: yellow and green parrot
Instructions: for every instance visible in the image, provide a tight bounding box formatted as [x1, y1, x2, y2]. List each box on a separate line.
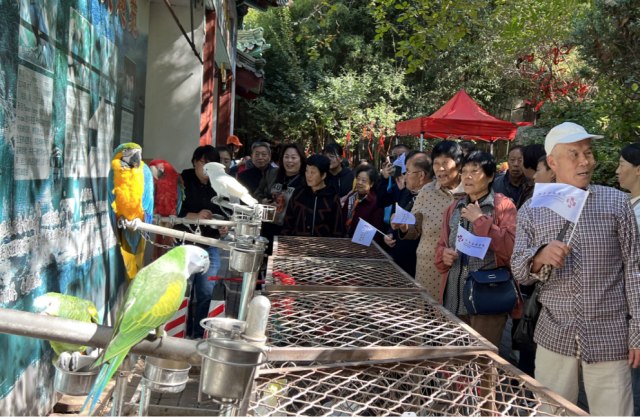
[108, 142, 154, 280]
[82, 245, 210, 415]
[33, 293, 100, 370]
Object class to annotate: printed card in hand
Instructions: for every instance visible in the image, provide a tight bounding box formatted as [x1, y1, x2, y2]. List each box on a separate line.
[393, 204, 415, 225]
[351, 219, 377, 247]
[456, 226, 491, 259]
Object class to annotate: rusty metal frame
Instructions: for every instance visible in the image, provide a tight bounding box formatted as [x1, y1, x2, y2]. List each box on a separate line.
[262, 291, 496, 356]
[249, 351, 588, 416]
[272, 237, 392, 261]
[264, 256, 424, 293]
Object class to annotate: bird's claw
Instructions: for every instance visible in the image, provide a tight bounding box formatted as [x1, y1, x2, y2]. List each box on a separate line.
[70, 351, 83, 372]
[57, 352, 72, 371]
[56, 351, 84, 372]
[149, 327, 168, 341]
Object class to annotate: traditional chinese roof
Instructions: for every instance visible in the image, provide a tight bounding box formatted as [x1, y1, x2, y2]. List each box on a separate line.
[237, 0, 292, 12]
[237, 28, 271, 58]
[236, 50, 266, 77]
[236, 50, 266, 100]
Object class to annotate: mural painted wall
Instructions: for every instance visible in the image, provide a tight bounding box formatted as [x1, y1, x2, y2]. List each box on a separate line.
[0, 0, 149, 411]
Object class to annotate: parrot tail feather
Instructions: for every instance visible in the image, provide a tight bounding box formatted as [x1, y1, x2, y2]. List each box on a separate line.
[241, 194, 258, 208]
[121, 248, 140, 280]
[80, 353, 126, 416]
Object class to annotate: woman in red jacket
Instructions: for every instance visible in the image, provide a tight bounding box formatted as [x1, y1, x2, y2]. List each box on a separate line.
[341, 165, 385, 242]
[434, 151, 518, 347]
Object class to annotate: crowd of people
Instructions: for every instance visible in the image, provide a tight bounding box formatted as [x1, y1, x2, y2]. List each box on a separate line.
[176, 124, 640, 416]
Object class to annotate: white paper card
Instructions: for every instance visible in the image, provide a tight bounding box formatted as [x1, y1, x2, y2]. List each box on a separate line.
[529, 183, 589, 223]
[456, 226, 491, 259]
[393, 153, 406, 174]
[393, 204, 415, 225]
[351, 219, 377, 247]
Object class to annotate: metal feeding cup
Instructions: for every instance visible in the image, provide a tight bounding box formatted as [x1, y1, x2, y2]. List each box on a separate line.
[142, 357, 191, 392]
[229, 243, 264, 273]
[235, 221, 261, 237]
[138, 358, 191, 417]
[200, 317, 247, 340]
[196, 339, 267, 406]
[53, 358, 100, 396]
[253, 236, 269, 252]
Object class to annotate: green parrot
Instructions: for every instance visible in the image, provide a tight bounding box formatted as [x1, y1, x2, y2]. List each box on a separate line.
[33, 293, 100, 370]
[82, 245, 210, 415]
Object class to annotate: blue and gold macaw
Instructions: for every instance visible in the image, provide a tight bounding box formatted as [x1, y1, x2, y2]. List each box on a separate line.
[108, 143, 154, 280]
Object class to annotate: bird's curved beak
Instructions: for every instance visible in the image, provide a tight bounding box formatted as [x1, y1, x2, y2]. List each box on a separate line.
[128, 152, 141, 168]
[149, 166, 164, 180]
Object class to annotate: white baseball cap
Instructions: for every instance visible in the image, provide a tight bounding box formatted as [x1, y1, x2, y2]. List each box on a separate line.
[544, 122, 604, 155]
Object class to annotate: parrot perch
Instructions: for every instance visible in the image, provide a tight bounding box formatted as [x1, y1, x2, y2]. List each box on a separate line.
[82, 245, 210, 416]
[33, 293, 100, 371]
[148, 159, 184, 260]
[203, 162, 258, 207]
[108, 143, 154, 280]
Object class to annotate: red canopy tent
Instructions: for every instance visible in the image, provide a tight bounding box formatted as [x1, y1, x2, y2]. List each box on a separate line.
[395, 89, 519, 153]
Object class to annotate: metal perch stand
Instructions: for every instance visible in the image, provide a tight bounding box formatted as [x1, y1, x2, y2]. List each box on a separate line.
[118, 218, 231, 251]
[152, 214, 237, 228]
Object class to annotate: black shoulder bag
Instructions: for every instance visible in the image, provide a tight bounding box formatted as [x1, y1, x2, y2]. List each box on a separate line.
[513, 220, 571, 350]
[461, 211, 519, 316]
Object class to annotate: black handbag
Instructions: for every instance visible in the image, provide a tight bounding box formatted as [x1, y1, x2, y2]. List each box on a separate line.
[513, 284, 542, 350]
[462, 265, 519, 315]
[458, 212, 519, 316]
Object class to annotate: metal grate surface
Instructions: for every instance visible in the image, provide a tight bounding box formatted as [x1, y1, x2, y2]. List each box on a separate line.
[267, 257, 421, 291]
[250, 354, 586, 416]
[266, 292, 487, 349]
[273, 237, 389, 260]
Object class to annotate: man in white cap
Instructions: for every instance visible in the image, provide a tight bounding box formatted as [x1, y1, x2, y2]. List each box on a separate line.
[511, 122, 640, 416]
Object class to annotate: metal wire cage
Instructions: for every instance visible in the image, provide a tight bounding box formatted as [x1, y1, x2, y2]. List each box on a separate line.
[249, 352, 587, 416]
[265, 257, 423, 292]
[265, 291, 493, 352]
[273, 237, 390, 260]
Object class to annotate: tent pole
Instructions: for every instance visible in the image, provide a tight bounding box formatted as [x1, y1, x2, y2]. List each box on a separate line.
[420, 133, 423, 151]
[490, 141, 494, 155]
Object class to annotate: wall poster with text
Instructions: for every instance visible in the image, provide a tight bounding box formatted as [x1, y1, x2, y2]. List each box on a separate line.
[0, 0, 149, 413]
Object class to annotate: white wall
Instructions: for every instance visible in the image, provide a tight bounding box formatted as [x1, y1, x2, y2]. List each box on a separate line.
[143, 2, 205, 173]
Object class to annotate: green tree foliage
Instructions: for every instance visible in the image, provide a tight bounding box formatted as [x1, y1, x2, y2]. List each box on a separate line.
[370, 0, 487, 74]
[572, 0, 640, 97]
[492, 0, 592, 55]
[237, 0, 639, 186]
[238, 0, 517, 153]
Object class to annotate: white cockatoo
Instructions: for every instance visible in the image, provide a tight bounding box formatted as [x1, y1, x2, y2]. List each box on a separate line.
[203, 162, 258, 207]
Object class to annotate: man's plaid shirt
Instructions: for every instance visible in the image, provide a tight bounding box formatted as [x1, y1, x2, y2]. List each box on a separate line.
[512, 185, 640, 363]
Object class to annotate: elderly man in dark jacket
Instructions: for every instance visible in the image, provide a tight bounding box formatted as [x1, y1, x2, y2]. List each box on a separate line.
[282, 154, 343, 237]
[237, 142, 274, 195]
[493, 145, 529, 203]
